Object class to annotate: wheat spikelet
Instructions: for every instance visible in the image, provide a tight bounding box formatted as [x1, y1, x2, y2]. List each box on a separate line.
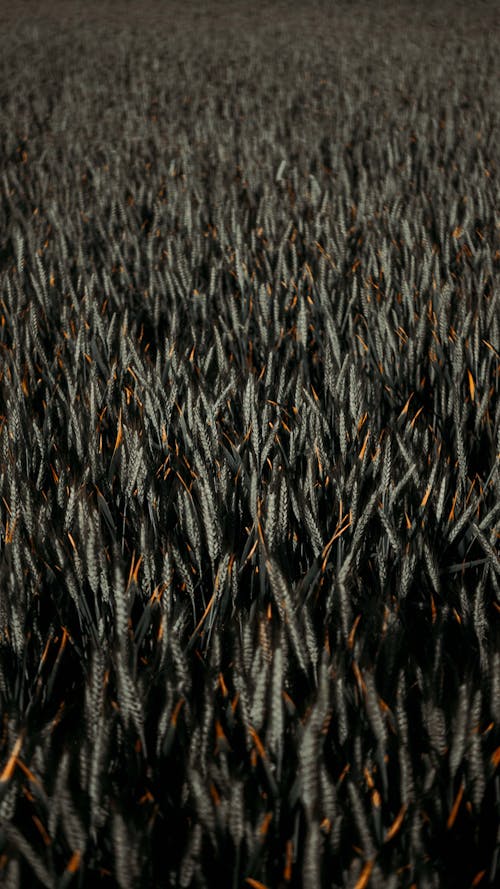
[302, 818, 322, 889]
[59, 778, 88, 857]
[299, 710, 320, 820]
[468, 688, 484, 811]
[250, 648, 268, 733]
[179, 822, 203, 889]
[171, 543, 196, 624]
[267, 640, 285, 776]
[85, 519, 99, 595]
[259, 424, 276, 473]
[435, 473, 448, 523]
[112, 810, 139, 889]
[424, 700, 447, 758]
[334, 673, 349, 747]
[229, 778, 245, 849]
[400, 549, 416, 601]
[188, 766, 216, 844]
[198, 676, 216, 770]
[446, 494, 480, 546]
[347, 779, 376, 859]
[112, 559, 129, 647]
[423, 542, 441, 595]
[378, 507, 400, 557]
[489, 650, 500, 723]
[198, 477, 221, 562]
[266, 555, 308, 678]
[232, 673, 252, 754]
[303, 499, 324, 558]
[364, 668, 387, 751]
[115, 648, 147, 754]
[263, 482, 279, 553]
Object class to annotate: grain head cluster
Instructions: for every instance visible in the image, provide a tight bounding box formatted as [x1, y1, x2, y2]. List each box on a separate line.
[0, 2, 499, 887]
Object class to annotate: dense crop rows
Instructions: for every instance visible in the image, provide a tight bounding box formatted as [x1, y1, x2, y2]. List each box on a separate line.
[0, 2, 499, 887]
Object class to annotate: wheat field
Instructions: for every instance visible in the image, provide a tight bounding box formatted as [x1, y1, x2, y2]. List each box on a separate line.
[0, 2, 499, 887]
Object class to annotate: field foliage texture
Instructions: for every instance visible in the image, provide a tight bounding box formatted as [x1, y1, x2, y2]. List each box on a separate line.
[0, 2, 499, 887]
